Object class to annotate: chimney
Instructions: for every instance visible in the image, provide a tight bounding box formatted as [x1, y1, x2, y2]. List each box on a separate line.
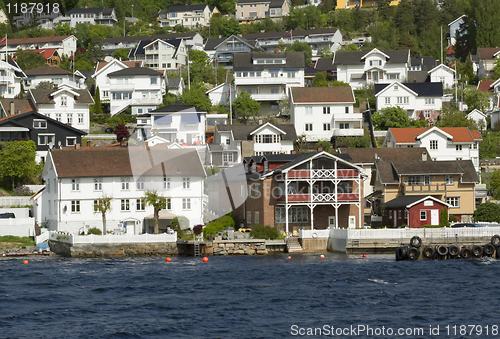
[51, 34, 54, 38]
[86, 140, 92, 147]
[85, 5, 88, 8]
[317, 147, 323, 152]
[75, 143, 80, 149]
[9, 101, 14, 115]
[291, 150, 296, 154]
[24, 36, 27, 40]
[422, 152, 427, 161]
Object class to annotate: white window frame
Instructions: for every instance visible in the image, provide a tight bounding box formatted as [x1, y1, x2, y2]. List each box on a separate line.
[136, 198, 145, 211]
[71, 200, 80, 213]
[94, 178, 102, 191]
[121, 177, 130, 190]
[182, 198, 191, 210]
[121, 199, 130, 211]
[446, 196, 460, 208]
[183, 177, 190, 189]
[136, 177, 145, 190]
[420, 210, 426, 220]
[33, 119, 47, 129]
[445, 175, 454, 185]
[71, 178, 80, 191]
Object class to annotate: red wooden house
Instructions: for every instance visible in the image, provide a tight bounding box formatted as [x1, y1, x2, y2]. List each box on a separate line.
[382, 195, 450, 228]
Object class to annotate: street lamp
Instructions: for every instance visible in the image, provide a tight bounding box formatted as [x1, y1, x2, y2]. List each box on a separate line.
[132, 5, 134, 19]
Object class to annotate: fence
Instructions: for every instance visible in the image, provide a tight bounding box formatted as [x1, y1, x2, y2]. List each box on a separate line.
[49, 231, 177, 245]
[0, 218, 35, 237]
[0, 197, 32, 207]
[299, 229, 330, 239]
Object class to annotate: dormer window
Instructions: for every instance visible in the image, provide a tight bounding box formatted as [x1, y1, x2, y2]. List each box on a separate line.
[61, 96, 67, 106]
[33, 119, 47, 129]
[251, 162, 256, 173]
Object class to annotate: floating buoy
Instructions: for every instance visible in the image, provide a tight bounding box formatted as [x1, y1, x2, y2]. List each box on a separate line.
[287, 256, 291, 259]
[166, 257, 172, 262]
[202, 257, 209, 263]
[320, 255, 325, 258]
[362, 254, 366, 258]
[23, 260, 28, 264]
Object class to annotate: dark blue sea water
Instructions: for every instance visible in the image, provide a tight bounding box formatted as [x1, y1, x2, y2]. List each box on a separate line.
[1, 253, 500, 339]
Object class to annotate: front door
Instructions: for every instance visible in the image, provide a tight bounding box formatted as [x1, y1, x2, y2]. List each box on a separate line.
[373, 72, 378, 82]
[349, 216, 356, 229]
[329, 216, 336, 229]
[431, 210, 439, 225]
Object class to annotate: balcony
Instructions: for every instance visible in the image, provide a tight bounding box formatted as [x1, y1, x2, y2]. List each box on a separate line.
[332, 128, 364, 137]
[131, 98, 162, 105]
[250, 93, 284, 101]
[217, 47, 251, 54]
[403, 183, 447, 194]
[277, 193, 360, 203]
[287, 169, 359, 179]
[111, 83, 135, 90]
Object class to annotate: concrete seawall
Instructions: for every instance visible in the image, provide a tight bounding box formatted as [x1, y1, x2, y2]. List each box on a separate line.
[205, 239, 269, 255]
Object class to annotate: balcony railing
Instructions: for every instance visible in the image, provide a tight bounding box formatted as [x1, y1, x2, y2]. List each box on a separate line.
[332, 129, 364, 137]
[403, 183, 447, 193]
[277, 193, 360, 203]
[287, 169, 359, 179]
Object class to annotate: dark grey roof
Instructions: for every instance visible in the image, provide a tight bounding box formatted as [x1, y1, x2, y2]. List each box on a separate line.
[374, 82, 443, 97]
[129, 39, 181, 58]
[66, 7, 112, 14]
[305, 66, 320, 76]
[204, 38, 225, 51]
[410, 56, 438, 70]
[0, 110, 86, 135]
[8, 60, 27, 78]
[456, 160, 479, 183]
[233, 52, 306, 71]
[382, 195, 433, 208]
[30, 88, 94, 104]
[315, 58, 336, 72]
[340, 147, 429, 164]
[216, 124, 297, 141]
[150, 104, 206, 113]
[167, 78, 182, 88]
[108, 67, 162, 77]
[25, 66, 79, 77]
[242, 28, 339, 40]
[407, 71, 429, 83]
[103, 32, 197, 44]
[165, 4, 208, 12]
[334, 49, 410, 65]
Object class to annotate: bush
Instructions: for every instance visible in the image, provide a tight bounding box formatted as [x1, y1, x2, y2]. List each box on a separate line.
[421, 224, 443, 228]
[449, 215, 459, 222]
[474, 202, 500, 222]
[88, 227, 102, 235]
[13, 186, 32, 196]
[249, 225, 282, 240]
[203, 215, 235, 239]
[440, 208, 450, 227]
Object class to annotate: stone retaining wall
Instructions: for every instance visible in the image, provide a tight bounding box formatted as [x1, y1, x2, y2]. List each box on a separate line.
[49, 240, 178, 258]
[206, 240, 269, 255]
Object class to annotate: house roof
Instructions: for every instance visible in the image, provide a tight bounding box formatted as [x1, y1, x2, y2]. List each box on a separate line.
[469, 129, 483, 140]
[66, 7, 113, 14]
[339, 147, 429, 164]
[233, 52, 306, 71]
[477, 47, 500, 61]
[164, 4, 208, 13]
[406, 71, 429, 83]
[30, 88, 94, 104]
[95, 60, 141, 72]
[32, 48, 58, 60]
[149, 104, 206, 113]
[0, 110, 86, 135]
[314, 58, 335, 72]
[477, 80, 494, 93]
[271, 151, 360, 174]
[382, 195, 435, 208]
[0, 99, 37, 116]
[291, 86, 354, 103]
[334, 49, 410, 65]
[242, 28, 339, 40]
[304, 66, 320, 76]
[25, 66, 80, 77]
[216, 124, 297, 141]
[167, 78, 183, 88]
[102, 32, 198, 44]
[0, 35, 74, 47]
[107, 67, 163, 77]
[49, 147, 205, 178]
[204, 38, 225, 51]
[410, 56, 437, 70]
[388, 127, 480, 144]
[130, 39, 181, 57]
[375, 82, 443, 97]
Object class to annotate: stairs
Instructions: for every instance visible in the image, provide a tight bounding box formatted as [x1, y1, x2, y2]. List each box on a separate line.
[194, 235, 201, 256]
[286, 237, 303, 253]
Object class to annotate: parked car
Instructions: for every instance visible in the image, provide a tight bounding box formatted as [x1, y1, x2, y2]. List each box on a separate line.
[451, 223, 483, 228]
[0, 212, 15, 219]
[238, 228, 252, 233]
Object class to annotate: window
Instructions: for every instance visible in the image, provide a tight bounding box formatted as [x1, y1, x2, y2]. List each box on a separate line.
[323, 107, 330, 114]
[94, 178, 102, 190]
[446, 197, 460, 208]
[407, 175, 430, 185]
[323, 123, 330, 131]
[102, 91, 109, 98]
[394, 85, 399, 91]
[388, 73, 399, 80]
[305, 123, 312, 131]
[247, 211, 252, 224]
[340, 123, 350, 129]
[254, 211, 259, 224]
[183, 177, 190, 189]
[456, 145, 462, 151]
[275, 207, 286, 223]
[223, 152, 233, 163]
[71, 178, 79, 191]
[164, 176, 170, 189]
[425, 98, 435, 105]
[445, 175, 454, 185]
[271, 87, 279, 94]
[67, 114, 73, 124]
[150, 77, 158, 85]
[345, 107, 349, 114]
[33, 119, 47, 129]
[55, 113, 62, 122]
[290, 206, 308, 223]
[182, 198, 191, 210]
[61, 96, 67, 106]
[424, 110, 431, 118]
[420, 210, 426, 220]
[121, 199, 130, 211]
[121, 177, 130, 190]
[270, 72, 278, 78]
[71, 200, 80, 213]
[305, 107, 312, 114]
[397, 97, 409, 104]
[430, 140, 438, 150]
[66, 137, 76, 146]
[287, 72, 296, 78]
[78, 114, 84, 124]
[136, 177, 145, 190]
[262, 135, 273, 143]
[136, 199, 145, 211]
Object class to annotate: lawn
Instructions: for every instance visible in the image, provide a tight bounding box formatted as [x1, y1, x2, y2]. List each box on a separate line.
[0, 236, 36, 250]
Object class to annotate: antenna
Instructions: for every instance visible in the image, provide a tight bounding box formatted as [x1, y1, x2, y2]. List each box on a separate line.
[48, 142, 54, 150]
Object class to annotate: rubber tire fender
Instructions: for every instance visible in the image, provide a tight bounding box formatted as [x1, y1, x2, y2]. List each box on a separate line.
[491, 235, 500, 247]
[484, 243, 495, 256]
[449, 245, 460, 257]
[460, 247, 472, 259]
[410, 236, 422, 248]
[422, 246, 435, 259]
[472, 245, 483, 257]
[437, 245, 448, 256]
[407, 247, 420, 261]
[395, 246, 407, 261]
[496, 246, 500, 259]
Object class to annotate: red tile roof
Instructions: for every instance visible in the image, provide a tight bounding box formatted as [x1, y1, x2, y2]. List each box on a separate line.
[32, 48, 58, 59]
[0, 35, 73, 47]
[291, 86, 354, 103]
[470, 129, 482, 140]
[439, 127, 475, 142]
[446, 46, 455, 55]
[477, 80, 494, 93]
[96, 61, 142, 72]
[389, 127, 478, 144]
[388, 127, 430, 144]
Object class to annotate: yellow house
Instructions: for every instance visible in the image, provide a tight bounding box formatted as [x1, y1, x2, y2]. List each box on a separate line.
[336, 0, 400, 9]
[372, 159, 479, 223]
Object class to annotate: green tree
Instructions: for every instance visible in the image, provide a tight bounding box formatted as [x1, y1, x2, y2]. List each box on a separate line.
[466, 0, 500, 52]
[287, 40, 312, 65]
[35, 81, 54, 90]
[94, 86, 102, 114]
[144, 190, 167, 234]
[436, 106, 477, 129]
[372, 106, 428, 130]
[473, 202, 500, 222]
[319, 46, 333, 59]
[54, 23, 74, 36]
[180, 86, 212, 112]
[94, 195, 112, 235]
[233, 91, 260, 123]
[489, 170, 500, 199]
[15, 49, 46, 70]
[464, 88, 490, 112]
[338, 44, 359, 52]
[112, 48, 130, 61]
[312, 71, 331, 87]
[209, 14, 241, 38]
[439, 208, 450, 227]
[0, 141, 40, 190]
[316, 139, 331, 152]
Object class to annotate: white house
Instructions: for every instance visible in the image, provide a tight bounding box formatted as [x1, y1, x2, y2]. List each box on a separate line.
[234, 52, 306, 115]
[29, 85, 94, 132]
[158, 5, 218, 28]
[476, 48, 500, 79]
[448, 15, 466, 46]
[0, 60, 27, 98]
[55, 8, 118, 27]
[24, 66, 86, 90]
[204, 35, 262, 68]
[206, 82, 235, 106]
[41, 147, 206, 234]
[106, 66, 166, 115]
[428, 64, 456, 90]
[466, 109, 487, 129]
[375, 81, 443, 122]
[477, 80, 500, 112]
[0, 35, 77, 58]
[129, 38, 188, 71]
[136, 104, 207, 145]
[236, 0, 291, 22]
[167, 77, 185, 96]
[334, 48, 410, 90]
[290, 86, 362, 141]
[384, 126, 482, 172]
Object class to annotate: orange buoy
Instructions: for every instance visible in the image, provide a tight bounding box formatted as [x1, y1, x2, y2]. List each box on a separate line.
[320, 255, 325, 258]
[362, 254, 367, 258]
[23, 260, 28, 264]
[202, 257, 209, 263]
[166, 257, 172, 262]
[287, 256, 291, 259]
